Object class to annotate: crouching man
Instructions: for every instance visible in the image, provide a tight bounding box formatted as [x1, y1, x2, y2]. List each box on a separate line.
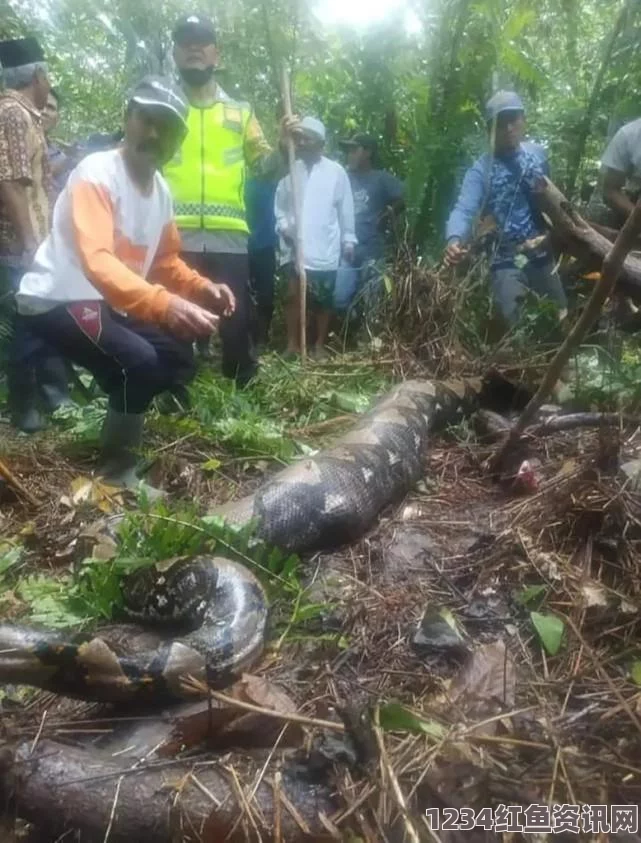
[15, 76, 234, 492]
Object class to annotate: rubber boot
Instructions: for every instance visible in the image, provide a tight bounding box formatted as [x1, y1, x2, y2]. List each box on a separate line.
[6, 363, 44, 434]
[97, 408, 164, 499]
[36, 355, 75, 413]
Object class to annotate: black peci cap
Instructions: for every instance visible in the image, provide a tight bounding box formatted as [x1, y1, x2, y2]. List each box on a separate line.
[172, 14, 217, 45]
[339, 132, 377, 153]
[0, 37, 45, 69]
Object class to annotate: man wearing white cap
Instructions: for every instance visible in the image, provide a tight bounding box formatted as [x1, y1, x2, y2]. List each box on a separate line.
[16, 76, 235, 495]
[275, 116, 356, 358]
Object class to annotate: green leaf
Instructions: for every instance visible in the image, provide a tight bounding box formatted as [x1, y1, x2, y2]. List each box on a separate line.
[201, 457, 222, 472]
[516, 584, 547, 606]
[325, 391, 370, 414]
[378, 703, 446, 739]
[0, 545, 23, 577]
[630, 661, 641, 686]
[530, 612, 565, 656]
[293, 602, 327, 622]
[503, 7, 536, 40]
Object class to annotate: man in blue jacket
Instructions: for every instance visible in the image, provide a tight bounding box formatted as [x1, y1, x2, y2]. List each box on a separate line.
[444, 91, 566, 324]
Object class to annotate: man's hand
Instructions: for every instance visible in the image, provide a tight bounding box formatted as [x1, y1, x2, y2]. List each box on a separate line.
[342, 242, 355, 264]
[443, 239, 468, 267]
[279, 114, 301, 145]
[166, 297, 219, 341]
[201, 281, 236, 317]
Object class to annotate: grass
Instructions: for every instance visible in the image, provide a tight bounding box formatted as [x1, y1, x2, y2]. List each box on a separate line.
[51, 351, 390, 463]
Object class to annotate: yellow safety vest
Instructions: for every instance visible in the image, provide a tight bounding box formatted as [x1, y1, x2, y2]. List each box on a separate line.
[163, 99, 251, 234]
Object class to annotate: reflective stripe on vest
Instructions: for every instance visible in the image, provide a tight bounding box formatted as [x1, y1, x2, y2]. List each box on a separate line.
[164, 100, 251, 234]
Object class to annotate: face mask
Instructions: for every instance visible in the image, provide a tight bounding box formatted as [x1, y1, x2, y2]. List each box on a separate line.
[178, 66, 215, 87]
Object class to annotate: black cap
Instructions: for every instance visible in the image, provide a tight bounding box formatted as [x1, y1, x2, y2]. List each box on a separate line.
[340, 132, 377, 153]
[172, 14, 217, 45]
[0, 37, 45, 69]
[128, 75, 189, 130]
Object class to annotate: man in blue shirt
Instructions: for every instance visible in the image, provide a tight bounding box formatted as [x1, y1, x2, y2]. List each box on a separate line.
[245, 176, 278, 348]
[444, 91, 567, 324]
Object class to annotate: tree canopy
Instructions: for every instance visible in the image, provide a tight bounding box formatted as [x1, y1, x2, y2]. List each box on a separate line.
[4, 0, 641, 246]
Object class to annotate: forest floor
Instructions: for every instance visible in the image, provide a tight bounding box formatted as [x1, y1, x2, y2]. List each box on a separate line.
[1, 269, 641, 841]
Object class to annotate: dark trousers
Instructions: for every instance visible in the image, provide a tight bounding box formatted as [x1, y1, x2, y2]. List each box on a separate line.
[21, 302, 195, 414]
[248, 246, 276, 345]
[3, 265, 60, 367]
[181, 250, 257, 383]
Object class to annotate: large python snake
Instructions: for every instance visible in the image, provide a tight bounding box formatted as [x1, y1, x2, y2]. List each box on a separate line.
[0, 379, 478, 703]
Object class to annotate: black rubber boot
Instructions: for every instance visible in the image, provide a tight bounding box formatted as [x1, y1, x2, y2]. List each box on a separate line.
[97, 408, 164, 499]
[7, 363, 44, 434]
[36, 355, 75, 413]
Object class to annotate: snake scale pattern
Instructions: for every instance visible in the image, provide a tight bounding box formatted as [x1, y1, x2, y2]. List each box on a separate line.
[0, 379, 478, 703]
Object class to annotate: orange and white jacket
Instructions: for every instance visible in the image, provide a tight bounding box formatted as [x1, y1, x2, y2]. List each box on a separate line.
[17, 149, 209, 322]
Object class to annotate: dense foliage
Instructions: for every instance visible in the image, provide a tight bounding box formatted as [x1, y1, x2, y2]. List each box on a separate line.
[3, 0, 641, 247]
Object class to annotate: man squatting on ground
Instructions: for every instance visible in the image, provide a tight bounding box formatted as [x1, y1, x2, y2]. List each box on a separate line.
[15, 76, 235, 492]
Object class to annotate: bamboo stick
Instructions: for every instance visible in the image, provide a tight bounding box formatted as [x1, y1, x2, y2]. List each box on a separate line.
[280, 65, 307, 361]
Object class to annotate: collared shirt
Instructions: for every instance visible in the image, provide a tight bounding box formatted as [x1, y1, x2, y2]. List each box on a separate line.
[0, 90, 50, 267]
[177, 83, 283, 256]
[445, 141, 549, 268]
[274, 156, 357, 272]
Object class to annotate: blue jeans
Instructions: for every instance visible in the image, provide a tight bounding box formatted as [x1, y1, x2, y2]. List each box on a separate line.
[491, 259, 567, 324]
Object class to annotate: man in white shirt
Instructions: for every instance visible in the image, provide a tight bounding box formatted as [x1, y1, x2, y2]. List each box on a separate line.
[275, 117, 356, 358]
[588, 117, 641, 229]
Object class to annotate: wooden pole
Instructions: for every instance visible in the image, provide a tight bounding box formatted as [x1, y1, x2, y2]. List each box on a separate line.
[280, 65, 307, 361]
[490, 199, 641, 475]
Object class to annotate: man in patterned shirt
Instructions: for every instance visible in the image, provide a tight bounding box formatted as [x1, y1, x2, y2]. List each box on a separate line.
[0, 36, 71, 432]
[444, 91, 567, 324]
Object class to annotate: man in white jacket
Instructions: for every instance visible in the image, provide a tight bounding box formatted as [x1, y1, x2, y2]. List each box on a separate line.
[275, 117, 356, 358]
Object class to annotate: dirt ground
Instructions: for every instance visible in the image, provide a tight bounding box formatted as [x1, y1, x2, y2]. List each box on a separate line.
[2, 398, 641, 840]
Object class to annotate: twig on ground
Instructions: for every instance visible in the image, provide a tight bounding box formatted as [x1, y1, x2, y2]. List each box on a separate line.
[0, 456, 39, 507]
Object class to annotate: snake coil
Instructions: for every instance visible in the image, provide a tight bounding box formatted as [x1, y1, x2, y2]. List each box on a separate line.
[0, 379, 477, 703]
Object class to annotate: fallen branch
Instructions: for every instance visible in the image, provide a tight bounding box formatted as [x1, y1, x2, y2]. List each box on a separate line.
[491, 200, 641, 474]
[0, 456, 39, 508]
[534, 177, 641, 302]
[475, 409, 637, 443]
[530, 412, 635, 436]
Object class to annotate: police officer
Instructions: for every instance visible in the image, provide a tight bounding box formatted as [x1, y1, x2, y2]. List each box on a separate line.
[165, 14, 294, 385]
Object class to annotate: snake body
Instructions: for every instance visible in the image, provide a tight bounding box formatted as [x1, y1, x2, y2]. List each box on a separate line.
[211, 378, 478, 553]
[0, 556, 267, 703]
[0, 379, 477, 703]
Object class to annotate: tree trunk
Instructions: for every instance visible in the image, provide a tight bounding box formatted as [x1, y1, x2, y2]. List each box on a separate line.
[490, 200, 641, 473]
[535, 177, 641, 301]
